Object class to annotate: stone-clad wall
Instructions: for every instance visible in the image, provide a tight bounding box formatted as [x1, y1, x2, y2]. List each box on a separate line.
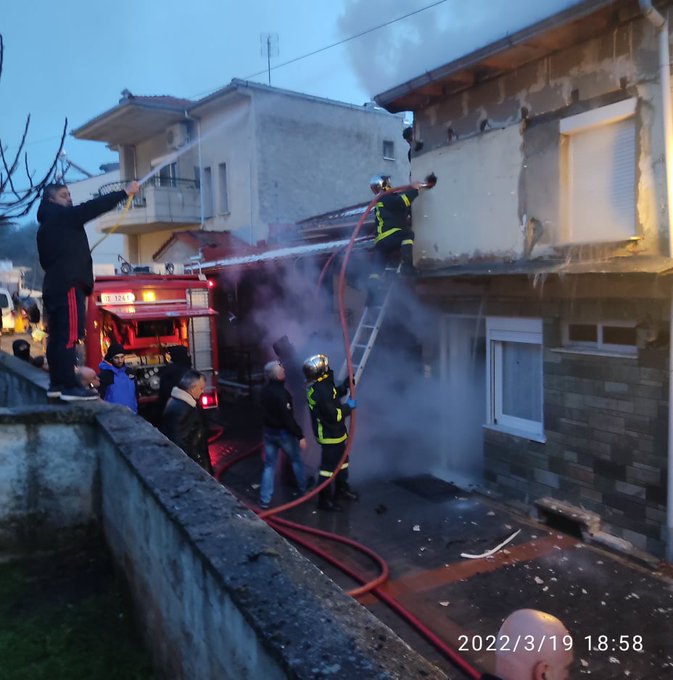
[484, 327, 668, 557]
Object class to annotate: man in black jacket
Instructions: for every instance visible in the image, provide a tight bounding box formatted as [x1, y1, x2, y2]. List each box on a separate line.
[36, 180, 139, 401]
[258, 360, 307, 509]
[160, 369, 212, 474]
[303, 354, 358, 511]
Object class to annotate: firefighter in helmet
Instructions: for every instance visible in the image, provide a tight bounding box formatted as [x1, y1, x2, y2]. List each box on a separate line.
[303, 353, 358, 511]
[367, 173, 436, 298]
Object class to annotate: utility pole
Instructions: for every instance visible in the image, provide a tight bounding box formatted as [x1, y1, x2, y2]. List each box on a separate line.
[259, 33, 279, 85]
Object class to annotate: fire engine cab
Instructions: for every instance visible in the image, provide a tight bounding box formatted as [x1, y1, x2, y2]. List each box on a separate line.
[85, 266, 219, 411]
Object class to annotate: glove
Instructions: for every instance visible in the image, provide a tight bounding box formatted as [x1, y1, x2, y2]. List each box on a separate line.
[341, 377, 354, 392]
[346, 398, 357, 409]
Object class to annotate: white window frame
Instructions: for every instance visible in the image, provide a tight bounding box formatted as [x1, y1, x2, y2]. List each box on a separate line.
[486, 317, 544, 442]
[561, 319, 637, 356]
[560, 97, 637, 244]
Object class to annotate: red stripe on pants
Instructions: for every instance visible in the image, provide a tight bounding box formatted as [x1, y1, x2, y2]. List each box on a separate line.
[66, 288, 78, 349]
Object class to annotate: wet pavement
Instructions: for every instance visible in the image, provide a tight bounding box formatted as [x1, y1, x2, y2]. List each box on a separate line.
[211, 403, 673, 679]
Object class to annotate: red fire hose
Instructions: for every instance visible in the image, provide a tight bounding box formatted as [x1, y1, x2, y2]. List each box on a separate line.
[214, 185, 482, 679]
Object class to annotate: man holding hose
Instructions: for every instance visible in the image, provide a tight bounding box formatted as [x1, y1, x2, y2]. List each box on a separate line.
[37, 180, 139, 401]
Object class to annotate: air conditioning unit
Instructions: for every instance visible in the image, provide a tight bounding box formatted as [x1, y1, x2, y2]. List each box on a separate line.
[166, 122, 190, 150]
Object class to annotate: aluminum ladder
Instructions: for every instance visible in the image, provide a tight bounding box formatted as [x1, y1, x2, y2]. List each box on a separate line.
[339, 283, 393, 385]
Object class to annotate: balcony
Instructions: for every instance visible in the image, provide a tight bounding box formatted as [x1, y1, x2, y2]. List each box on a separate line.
[95, 178, 201, 234]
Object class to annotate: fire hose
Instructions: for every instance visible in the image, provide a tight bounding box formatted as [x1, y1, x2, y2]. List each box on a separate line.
[214, 180, 482, 678]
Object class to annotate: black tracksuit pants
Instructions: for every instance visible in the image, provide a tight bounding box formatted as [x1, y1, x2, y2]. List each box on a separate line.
[44, 286, 86, 389]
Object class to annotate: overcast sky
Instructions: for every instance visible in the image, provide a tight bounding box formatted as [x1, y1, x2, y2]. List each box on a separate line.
[2, 0, 580, 216]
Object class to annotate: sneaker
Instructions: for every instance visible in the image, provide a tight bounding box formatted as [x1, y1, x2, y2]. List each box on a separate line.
[47, 384, 64, 398]
[259, 501, 270, 510]
[59, 386, 100, 402]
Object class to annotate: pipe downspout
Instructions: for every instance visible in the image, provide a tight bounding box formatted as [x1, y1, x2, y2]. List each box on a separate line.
[640, 0, 673, 562]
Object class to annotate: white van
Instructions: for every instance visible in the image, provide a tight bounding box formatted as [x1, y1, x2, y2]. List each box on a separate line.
[0, 287, 14, 333]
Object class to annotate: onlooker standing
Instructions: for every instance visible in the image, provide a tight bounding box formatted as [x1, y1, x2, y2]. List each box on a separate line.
[36, 180, 139, 401]
[98, 342, 138, 413]
[158, 345, 191, 411]
[259, 360, 307, 509]
[161, 369, 213, 474]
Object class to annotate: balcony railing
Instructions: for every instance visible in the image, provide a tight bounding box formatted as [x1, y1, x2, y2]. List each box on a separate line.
[98, 177, 199, 209]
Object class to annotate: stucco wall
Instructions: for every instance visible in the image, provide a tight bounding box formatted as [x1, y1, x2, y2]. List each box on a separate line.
[413, 126, 523, 263]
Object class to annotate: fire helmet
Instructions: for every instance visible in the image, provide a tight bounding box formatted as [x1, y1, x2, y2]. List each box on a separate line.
[303, 354, 329, 380]
[369, 174, 392, 194]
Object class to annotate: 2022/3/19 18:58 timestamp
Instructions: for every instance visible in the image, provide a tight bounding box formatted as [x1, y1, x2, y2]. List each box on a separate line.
[583, 635, 643, 652]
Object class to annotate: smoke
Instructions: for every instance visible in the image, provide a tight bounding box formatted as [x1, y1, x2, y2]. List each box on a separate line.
[337, 0, 583, 98]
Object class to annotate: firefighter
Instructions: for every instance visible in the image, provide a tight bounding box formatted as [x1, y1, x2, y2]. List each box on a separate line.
[303, 353, 358, 511]
[367, 173, 436, 298]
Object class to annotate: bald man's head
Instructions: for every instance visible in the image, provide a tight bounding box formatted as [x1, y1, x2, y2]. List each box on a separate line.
[495, 609, 573, 680]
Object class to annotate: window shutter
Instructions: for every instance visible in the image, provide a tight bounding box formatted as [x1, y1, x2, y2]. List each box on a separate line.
[567, 117, 636, 243]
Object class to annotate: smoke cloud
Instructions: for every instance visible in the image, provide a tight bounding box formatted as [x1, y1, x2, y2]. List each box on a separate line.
[337, 0, 582, 98]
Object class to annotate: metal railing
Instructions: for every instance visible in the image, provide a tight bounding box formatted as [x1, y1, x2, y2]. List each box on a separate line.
[97, 177, 199, 209]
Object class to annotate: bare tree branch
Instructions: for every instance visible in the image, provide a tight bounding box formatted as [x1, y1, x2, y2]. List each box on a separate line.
[0, 33, 67, 224]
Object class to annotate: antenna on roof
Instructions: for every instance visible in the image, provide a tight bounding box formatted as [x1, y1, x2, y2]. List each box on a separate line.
[260, 33, 279, 85]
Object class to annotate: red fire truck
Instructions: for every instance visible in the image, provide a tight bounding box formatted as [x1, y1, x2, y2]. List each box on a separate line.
[85, 272, 219, 410]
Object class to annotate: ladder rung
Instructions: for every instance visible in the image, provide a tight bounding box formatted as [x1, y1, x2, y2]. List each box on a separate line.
[353, 343, 368, 349]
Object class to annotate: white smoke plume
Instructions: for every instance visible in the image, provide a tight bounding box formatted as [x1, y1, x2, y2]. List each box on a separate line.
[337, 0, 583, 98]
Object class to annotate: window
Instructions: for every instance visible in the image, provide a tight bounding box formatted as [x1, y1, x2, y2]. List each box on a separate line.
[561, 98, 637, 244]
[202, 166, 213, 218]
[486, 317, 544, 440]
[383, 140, 395, 160]
[563, 320, 637, 356]
[218, 162, 229, 214]
[157, 162, 177, 187]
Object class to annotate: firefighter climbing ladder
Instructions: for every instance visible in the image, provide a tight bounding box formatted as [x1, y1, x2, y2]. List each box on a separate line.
[338, 281, 394, 385]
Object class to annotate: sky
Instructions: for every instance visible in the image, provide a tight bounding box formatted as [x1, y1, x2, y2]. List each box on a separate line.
[2, 0, 581, 221]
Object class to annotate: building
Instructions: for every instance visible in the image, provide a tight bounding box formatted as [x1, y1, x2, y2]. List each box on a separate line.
[375, 0, 673, 557]
[72, 80, 408, 265]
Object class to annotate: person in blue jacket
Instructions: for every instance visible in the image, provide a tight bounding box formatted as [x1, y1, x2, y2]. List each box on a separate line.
[98, 342, 138, 413]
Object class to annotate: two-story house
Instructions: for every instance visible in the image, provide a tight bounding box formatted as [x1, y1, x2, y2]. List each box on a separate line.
[72, 80, 408, 265]
[375, 0, 673, 558]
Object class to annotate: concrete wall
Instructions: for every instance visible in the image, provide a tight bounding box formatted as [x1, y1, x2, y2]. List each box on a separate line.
[0, 353, 448, 680]
[413, 126, 522, 264]
[412, 12, 670, 264]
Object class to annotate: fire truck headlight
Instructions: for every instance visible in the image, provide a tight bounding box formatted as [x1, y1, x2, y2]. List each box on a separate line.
[142, 290, 156, 302]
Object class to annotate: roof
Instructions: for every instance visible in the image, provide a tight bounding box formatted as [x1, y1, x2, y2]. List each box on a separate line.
[418, 255, 673, 279]
[73, 80, 401, 146]
[187, 236, 374, 272]
[375, 0, 637, 112]
[152, 230, 259, 262]
[72, 93, 194, 146]
[296, 200, 375, 240]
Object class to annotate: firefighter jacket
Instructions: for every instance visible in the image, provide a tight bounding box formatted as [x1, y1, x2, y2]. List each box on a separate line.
[37, 190, 128, 296]
[306, 370, 352, 445]
[373, 188, 419, 244]
[261, 379, 303, 439]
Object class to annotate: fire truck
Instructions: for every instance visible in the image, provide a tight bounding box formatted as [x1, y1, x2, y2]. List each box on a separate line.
[85, 266, 219, 411]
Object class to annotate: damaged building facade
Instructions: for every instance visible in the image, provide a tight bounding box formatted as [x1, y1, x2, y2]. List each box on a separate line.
[376, 0, 673, 557]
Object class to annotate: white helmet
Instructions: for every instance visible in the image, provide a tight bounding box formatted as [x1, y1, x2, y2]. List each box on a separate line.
[303, 354, 329, 380]
[369, 174, 392, 194]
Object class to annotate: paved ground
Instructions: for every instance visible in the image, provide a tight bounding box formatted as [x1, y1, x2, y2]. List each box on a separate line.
[212, 401, 673, 680]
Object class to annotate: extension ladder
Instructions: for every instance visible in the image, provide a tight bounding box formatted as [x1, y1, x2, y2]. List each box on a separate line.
[339, 283, 393, 385]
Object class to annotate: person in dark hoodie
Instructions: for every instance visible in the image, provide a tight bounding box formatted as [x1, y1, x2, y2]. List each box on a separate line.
[259, 360, 308, 510]
[36, 181, 139, 401]
[158, 344, 192, 411]
[98, 342, 138, 413]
